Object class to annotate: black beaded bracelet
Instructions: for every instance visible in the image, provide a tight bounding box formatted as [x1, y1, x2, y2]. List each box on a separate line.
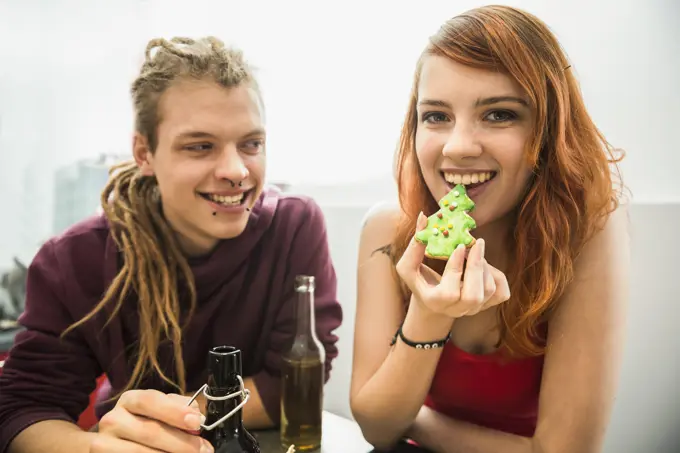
[390, 324, 451, 350]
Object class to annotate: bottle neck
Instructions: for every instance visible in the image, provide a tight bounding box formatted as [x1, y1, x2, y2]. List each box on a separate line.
[204, 347, 245, 436]
[205, 384, 244, 433]
[294, 289, 316, 340]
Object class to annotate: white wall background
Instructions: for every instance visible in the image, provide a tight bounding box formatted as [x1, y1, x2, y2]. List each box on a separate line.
[1, 0, 678, 451]
[1, 0, 679, 264]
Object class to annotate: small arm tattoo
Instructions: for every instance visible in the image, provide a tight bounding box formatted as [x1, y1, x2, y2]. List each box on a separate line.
[371, 244, 393, 258]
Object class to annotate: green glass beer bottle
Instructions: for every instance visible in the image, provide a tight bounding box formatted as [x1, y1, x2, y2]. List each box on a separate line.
[280, 275, 324, 452]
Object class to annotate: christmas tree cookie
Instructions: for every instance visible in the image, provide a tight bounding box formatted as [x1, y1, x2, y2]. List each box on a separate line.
[415, 184, 477, 260]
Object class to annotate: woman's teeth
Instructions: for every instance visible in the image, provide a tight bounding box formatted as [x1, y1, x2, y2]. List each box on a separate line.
[443, 171, 494, 185]
[207, 193, 244, 205]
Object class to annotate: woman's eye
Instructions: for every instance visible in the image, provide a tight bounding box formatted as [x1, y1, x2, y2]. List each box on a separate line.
[421, 112, 450, 124]
[485, 110, 517, 123]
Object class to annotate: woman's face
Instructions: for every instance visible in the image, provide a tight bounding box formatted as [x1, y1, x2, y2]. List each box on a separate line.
[134, 80, 266, 256]
[415, 55, 535, 229]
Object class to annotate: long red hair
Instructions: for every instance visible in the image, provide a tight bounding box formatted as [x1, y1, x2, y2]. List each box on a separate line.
[392, 5, 625, 357]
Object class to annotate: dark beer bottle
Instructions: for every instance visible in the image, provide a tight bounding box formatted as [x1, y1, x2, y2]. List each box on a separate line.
[280, 275, 325, 452]
[201, 346, 260, 453]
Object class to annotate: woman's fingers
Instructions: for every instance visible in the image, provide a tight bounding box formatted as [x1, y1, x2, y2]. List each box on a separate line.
[438, 244, 466, 301]
[419, 263, 442, 286]
[483, 260, 496, 302]
[484, 262, 511, 308]
[464, 259, 499, 316]
[397, 216, 512, 319]
[442, 244, 467, 282]
[460, 239, 486, 311]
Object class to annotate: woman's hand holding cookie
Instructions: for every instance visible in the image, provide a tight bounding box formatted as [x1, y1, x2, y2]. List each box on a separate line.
[396, 212, 511, 319]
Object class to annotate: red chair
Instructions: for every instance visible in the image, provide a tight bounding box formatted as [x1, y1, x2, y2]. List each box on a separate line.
[77, 374, 108, 431]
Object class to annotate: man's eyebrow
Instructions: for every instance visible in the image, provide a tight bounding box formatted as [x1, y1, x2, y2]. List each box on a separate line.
[175, 128, 266, 140]
[175, 130, 218, 139]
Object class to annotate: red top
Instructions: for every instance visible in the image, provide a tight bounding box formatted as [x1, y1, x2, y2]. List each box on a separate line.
[424, 341, 544, 437]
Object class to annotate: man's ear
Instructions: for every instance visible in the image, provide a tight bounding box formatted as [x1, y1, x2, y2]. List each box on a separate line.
[133, 133, 155, 176]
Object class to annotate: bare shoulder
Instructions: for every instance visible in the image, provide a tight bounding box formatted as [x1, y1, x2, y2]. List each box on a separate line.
[576, 202, 631, 274]
[536, 203, 631, 453]
[552, 203, 631, 322]
[358, 201, 403, 261]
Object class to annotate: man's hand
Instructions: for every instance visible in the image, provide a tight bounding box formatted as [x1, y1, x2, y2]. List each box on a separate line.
[186, 378, 274, 430]
[92, 389, 212, 453]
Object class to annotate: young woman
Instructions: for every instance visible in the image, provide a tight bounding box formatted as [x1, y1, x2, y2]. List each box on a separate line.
[0, 37, 343, 453]
[351, 6, 629, 453]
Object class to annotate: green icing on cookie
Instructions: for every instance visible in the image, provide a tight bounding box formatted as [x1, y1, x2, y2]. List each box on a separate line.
[414, 184, 477, 259]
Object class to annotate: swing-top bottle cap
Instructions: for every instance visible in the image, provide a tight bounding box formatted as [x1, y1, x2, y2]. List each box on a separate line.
[207, 346, 242, 390]
[295, 275, 315, 293]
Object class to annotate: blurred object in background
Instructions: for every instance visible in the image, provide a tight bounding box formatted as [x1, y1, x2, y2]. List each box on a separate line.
[0, 257, 27, 331]
[270, 181, 291, 192]
[53, 153, 129, 236]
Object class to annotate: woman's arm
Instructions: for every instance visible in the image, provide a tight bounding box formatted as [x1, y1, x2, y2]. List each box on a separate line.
[408, 406, 532, 453]
[407, 205, 631, 453]
[350, 205, 454, 450]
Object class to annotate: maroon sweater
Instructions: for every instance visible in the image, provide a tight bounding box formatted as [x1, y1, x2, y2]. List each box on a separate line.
[0, 187, 343, 452]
